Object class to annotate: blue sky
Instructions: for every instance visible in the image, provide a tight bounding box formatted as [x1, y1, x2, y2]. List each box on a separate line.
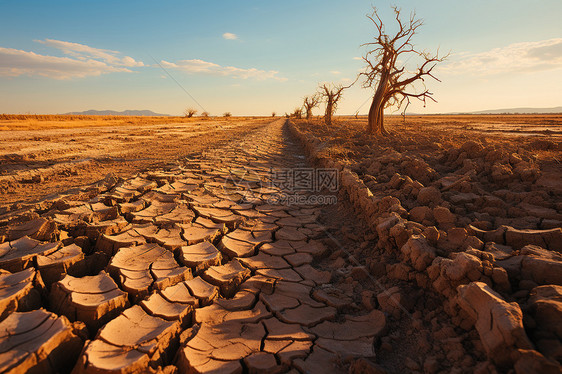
[0, 0, 561, 115]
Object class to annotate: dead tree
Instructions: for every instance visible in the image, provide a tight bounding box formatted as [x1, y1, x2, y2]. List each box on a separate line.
[302, 94, 321, 120]
[318, 83, 347, 127]
[291, 107, 303, 119]
[184, 108, 197, 118]
[362, 7, 446, 135]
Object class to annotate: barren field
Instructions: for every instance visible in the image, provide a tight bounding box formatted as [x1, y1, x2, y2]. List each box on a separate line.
[291, 114, 562, 372]
[0, 115, 270, 210]
[341, 114, 562, 137]
[0, 115, 561, 373]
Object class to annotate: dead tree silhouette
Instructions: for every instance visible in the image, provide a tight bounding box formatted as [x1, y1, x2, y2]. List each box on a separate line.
[184, 108, 197, 118]
[291, 107, 303, 119]
[362, 7, 447, 135]
[303, 94, 321, 120]
[319, 83, 350, 127]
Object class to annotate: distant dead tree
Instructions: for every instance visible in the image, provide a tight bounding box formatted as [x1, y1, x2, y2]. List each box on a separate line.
[318, 83, 349, 127]
[302, 94, 321, 120]
[272, 112, 276, 117]
[291, 107, 303, 119]
[201, 111, 209, 118]
[184, 108, 197, 118]
[223, 112, 232, 118]
[361, 7, 447, 135]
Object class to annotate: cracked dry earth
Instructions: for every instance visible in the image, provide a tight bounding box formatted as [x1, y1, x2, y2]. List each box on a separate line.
[0, 119, 392, 374]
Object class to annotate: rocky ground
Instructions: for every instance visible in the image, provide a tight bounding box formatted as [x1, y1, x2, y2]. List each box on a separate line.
[0, 117, 560, 373]
[290, 116, 562, 373]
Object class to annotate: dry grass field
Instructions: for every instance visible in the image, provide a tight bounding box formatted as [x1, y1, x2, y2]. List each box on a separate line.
[339, 114, 562, 135]
[0, 114, 261, 131]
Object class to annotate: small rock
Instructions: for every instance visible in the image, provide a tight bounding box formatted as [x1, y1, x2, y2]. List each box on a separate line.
[418, 186, 442, 205]
[404, 357, 420, 371]
[456, 282, 533, 367]
[349, 358, 388, 374]
[423, 226, 440, 244]
[361, 290, 376, 311]
[433, 206, 456, 228]
[410, 206, 433, 223]
[377, 286, 415, 316]
[423, 356, 439, 374]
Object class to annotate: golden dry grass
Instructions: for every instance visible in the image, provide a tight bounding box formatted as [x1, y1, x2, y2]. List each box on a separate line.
[0, 114, 263, 131]
[296, 114, 562, 167]
[336, 114, 562, 128]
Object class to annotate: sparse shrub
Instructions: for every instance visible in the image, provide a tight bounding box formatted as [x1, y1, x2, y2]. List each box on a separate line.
[223, 112, 232, 118]
[184, 108, 197, 118]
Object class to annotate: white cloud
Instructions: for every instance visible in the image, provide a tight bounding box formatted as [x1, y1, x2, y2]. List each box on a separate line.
[0, 47, 131, 79]
[120, 56, 144, 67]
[0, 39, 144, 79]
[353, 56, 363, 60]
[441, 38, 562, 75]
[222, 33, 238, 40]
[161, 59, 287, 81]
[37, 39, 144, 67]
[330, 70, 341, 75]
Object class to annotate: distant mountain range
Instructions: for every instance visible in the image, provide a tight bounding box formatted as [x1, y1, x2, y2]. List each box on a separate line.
[64, 109, 170, 116]
[457, 106, 562, 115]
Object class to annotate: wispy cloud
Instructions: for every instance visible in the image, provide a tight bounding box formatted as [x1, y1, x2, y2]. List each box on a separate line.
[36, 39, 144, 67]
[441, 38, 562, 75]
[161, 59, 287, 81]
[0, 39, 144, 79]
[222, 32, 238, 40]
[0, 47, 131, 79]
[330, 70, 342, 75]
[353, 56, 363, 61]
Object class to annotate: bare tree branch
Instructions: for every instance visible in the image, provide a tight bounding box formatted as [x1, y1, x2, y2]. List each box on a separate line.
[361, 6, 447, 135]
[303, 94, 321, 120]
[318, 83, 348, 127]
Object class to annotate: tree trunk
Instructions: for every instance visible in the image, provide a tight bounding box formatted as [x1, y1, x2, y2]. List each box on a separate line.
[367, 67, 390, 136]
[324, 100, 333, 127]
[306, 108, 312, 120]
[367, 93, 387, 135]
